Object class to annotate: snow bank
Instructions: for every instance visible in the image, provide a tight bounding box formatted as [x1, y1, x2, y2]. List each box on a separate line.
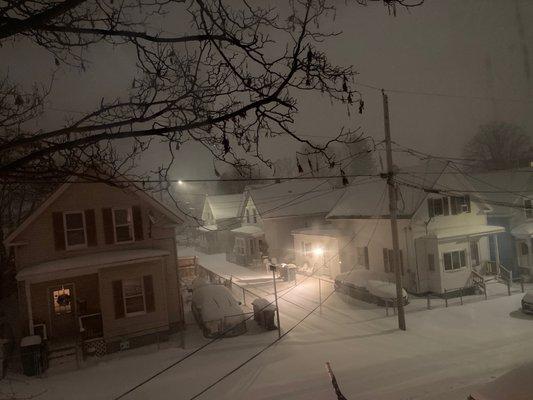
[367, 280, 407, 300]
[469, 361, 533, 400]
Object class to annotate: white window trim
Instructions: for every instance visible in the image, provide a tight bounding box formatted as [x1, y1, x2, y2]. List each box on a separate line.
[112, 207, 135, 244]
[122, 278, 146, 317]
[443, 249, 467, 272]
[63, 211, 87, 250]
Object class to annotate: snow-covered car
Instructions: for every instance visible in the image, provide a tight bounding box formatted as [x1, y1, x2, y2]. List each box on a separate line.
[334, 269, 408, 306]
[467, 361, 533, 400]
[520, 291, 533, 314]
[191, 281, 247, 338]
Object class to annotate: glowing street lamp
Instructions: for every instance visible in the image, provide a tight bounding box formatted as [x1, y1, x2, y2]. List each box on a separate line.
[313, 247, 324, 257]
[177, 180, 184, 185]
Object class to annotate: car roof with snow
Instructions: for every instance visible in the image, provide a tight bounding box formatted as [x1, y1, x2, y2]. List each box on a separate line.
[192, 283, 242, 321]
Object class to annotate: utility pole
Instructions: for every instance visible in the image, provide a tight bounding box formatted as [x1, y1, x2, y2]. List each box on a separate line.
[382, 89, 406, 331]
[270, 264, 282, 338]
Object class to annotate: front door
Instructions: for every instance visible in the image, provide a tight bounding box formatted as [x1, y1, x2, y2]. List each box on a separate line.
[48, 284, 77, 339]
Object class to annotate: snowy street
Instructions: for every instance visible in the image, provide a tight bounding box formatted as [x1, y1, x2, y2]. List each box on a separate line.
[2, 250, 533, 400]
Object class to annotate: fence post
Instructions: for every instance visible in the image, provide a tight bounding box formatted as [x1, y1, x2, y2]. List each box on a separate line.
[484, 283, 488, 300]
[444, 290, 448, 308]
[507, 280, 511, 296]
[460, 288, 463, 305]
[242, 287, 246, 305]
[521, 278, 525, 293]
[426, 295, 431, 310]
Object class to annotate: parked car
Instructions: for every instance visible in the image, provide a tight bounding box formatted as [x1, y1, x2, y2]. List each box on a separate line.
[191, 280, 247, 338]
[468, 361, 533, 399]
[335, 269, 409, 306]
[520, 291, 533, 314]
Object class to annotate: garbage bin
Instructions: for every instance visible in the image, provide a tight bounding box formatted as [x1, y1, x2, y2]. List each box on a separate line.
[251, 298, 277, 330]
[20, 335, 44, 377]
[286, 265, 297, 282]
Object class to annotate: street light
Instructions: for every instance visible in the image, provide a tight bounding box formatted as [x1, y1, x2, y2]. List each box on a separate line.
[177, 180, 184, 185]
[269, 263, 282, 338]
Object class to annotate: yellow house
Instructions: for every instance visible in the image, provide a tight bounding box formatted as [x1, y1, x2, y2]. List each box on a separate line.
[4, 176, 184, 356]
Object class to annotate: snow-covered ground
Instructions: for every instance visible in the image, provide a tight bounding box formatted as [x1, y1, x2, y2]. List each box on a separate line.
[2, 250, 533, 400]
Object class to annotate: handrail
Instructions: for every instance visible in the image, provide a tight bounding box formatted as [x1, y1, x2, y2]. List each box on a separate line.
[471, 270, 487, 300]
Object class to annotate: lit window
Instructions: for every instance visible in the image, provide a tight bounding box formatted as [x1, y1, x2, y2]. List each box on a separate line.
[302, 242, 313, 257]
[113, 208, 134, 243]
[53, 287, 72, 315]
[443, 250, 466, 271]
[122, 278, 145, 316]
[63, 211, 86, 249]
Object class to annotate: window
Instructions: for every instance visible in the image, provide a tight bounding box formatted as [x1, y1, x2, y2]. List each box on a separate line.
[249, 238, 255, 254]
[113, 208, 134, 243]
[302, 242, 312, 257]
[443, 250, 467, 271]
[520, 242, 529, 256]
[246, 209, 250, 223]
[357, 247, 369, 269]
[470, 241, 480, 266]
[450, 195, 471, 215]
[252, 208, 257, 223]
[235, 237, 246, 255]
[525, 199, 533, 219]
[428, 197, 449, 217]
[383, 248, 403, 274]
[428, 254, 435, 272]
[122, 278, 145, 316]
[63, 211, 87, 249]
[52, 287, 72, 315]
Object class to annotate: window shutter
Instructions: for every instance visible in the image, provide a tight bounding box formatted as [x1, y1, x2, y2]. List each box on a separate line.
[427, 199, 434, 218]
[443, 197, 449, 216]
[364, 247, 369, 269]
[52, 212, 66, 251]
[112, 280, 125, 319]
[102, 208, 114, 244]
[143, 275, 155, 313]
[132, 206, 144, 241]
[84, 209, 97, 246]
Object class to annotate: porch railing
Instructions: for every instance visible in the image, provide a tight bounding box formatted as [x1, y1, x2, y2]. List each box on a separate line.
[471, 270, 487, 300]
[78, 313, 103, 340]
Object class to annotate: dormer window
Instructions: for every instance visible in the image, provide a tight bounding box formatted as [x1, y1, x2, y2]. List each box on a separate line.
[63, 211, 87, 249]
[246, 209, 250, 223]
[253, 208, 257, 223]
[428, 197, 448, 217]
[525, 199, 533, 219]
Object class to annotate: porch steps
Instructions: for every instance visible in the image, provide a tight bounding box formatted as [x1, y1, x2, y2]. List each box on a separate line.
[47, 345, 79, 369]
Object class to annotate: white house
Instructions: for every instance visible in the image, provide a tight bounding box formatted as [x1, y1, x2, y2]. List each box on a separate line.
[324, 160, 504, 294]
[227, 179, 344, 267]
[196, 194, 242, 254]
[467, 168, 533, 280]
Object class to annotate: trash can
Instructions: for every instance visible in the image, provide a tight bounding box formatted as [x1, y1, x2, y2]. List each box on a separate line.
[286, 265, 297, 282]
[20, 335, 44, 377]
[251, 298, 277, 330]
[279, 265, 289, 281]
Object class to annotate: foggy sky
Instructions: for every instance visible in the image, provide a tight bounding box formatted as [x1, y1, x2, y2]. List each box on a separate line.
[2, 0, 532, 181]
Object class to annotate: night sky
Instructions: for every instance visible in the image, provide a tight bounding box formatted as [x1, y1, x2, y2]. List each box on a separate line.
[2, 0, 532, 180]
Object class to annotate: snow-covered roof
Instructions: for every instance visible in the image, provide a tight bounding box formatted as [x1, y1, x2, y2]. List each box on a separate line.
[511, 222, 533, 239]
[291, 226, 341, 237]
[231, 225, 264, 237]
[198, 224, 218, 232]
[206, 194, 243, 220]
[467, 169, 533, 217]
[16, 248, 170, 281]
[248, 179, 344, 219]
[428, 225, 505, 240]
[327, 159, 482, 219]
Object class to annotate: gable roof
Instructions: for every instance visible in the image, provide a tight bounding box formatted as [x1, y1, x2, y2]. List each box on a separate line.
[247, 179, 344, 219]
[327, 159, 482, 219]
[466, 169, 533, 217]
[205, 194, 243, 220]
[4, 175, 184, 246]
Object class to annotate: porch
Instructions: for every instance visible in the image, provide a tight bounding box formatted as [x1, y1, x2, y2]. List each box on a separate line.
[227, 226, 267, 267]
[16, 249, 172, 361]
[416, 224, 506, 294]
[511, 222, 533, 281]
